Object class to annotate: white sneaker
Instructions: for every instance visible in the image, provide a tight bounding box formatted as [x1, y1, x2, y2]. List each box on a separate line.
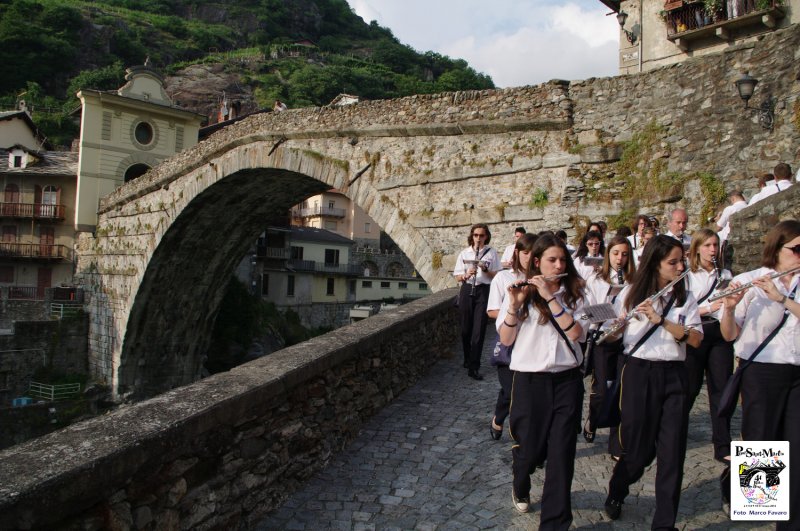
[512, 491, 530, 513]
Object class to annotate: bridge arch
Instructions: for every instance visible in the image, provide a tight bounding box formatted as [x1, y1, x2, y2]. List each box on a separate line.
[79, 141, 441, 400]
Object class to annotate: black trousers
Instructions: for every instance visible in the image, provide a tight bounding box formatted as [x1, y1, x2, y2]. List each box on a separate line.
[740, 362, 800, 531]
[494, 364, 513, 426]
[587, 340, 623, 456]
[510, 368, 583, 531]
[608, 357, 689, 531]
[685, 320, 734, 461]
[458, 282, 490, 371]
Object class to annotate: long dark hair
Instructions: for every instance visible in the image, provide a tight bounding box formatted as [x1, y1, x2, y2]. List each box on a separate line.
[625, 235, 687, 311]
[511, 233, 538, 275]
[600, 235, 635, 283]
[575, 230, 605, 259]
[762, 220, 800, 268]
[520, 234, 584, 324]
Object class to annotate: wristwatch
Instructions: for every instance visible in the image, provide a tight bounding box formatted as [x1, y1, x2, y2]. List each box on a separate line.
[675, 325, 690, 344]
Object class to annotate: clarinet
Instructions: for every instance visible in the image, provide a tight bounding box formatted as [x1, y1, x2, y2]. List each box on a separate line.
[616, 267, 624, 287]
[470, 245, 479, 297]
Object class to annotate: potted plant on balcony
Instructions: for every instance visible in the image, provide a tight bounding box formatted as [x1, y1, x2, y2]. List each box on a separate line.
[703, 0, 724, 22]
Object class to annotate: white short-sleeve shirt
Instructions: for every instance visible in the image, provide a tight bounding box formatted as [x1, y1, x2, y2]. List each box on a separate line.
[732, 267, 800, 365]
[488, 269, 523, 313]
[687, 267, 732, 320]
[453, 246, 501, 285]
[498, 286, 587, 373]
[615, 285, 702, 361]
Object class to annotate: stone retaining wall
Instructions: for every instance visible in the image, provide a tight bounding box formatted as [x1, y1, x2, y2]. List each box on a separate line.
[0, 289, 459, 530]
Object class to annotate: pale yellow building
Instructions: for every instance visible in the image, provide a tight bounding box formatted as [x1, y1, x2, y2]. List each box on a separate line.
[0, 103, 49, 152]
[75, 61, 203, 231]
[601, 0, 798, 74]
[291, 190, 379, 247]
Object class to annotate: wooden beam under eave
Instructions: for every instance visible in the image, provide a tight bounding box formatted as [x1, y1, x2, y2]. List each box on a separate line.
[716, 26, 730, 40]
[762, 14, 776, 28]
[674, 38, 689, 51]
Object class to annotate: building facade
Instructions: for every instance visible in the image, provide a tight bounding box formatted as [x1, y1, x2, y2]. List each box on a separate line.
[602, 0, 799, 74]
[75, 61, 203, 231]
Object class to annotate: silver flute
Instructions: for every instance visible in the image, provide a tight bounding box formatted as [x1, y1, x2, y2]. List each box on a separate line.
[596, 269, 690, 344]
[707, 265, 800, 302]
[510, 273, 568, 289]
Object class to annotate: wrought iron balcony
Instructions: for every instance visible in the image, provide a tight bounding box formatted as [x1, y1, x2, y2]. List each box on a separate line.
[287, 259, 361, 276]
[291, 205, 346, 218]
[664, 0, 785, 50]
[0, 202, 66, 220]
[0, 242, 73, 261]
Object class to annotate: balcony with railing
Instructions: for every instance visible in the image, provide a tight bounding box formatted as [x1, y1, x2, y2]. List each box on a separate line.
[0, 243, 73, 261]
[255, 245, 290, 260]
[663, 0, 785, 50]
[291, 205, 347, 219]
[286, 259, 361, 276]
[0, 202, 66, 221]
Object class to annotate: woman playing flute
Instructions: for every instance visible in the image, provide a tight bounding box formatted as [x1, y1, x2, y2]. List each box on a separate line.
[720, 220, 800, 531]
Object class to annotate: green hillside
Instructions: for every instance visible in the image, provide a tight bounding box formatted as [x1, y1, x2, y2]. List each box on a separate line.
[0, 0, 494, 147]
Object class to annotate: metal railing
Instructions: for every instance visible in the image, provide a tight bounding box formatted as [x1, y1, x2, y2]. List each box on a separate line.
[28, 381, 81, 401]
[256, 246, 289, 260]
[51, 303, 83, 319]
[287, 259, 361, 276]
[291, 205, 346, 218]
[1, 286, 84, 302]
[665, 0, 782, 36]
[0, 242, 72, 260]
[0, 202, 66, 220]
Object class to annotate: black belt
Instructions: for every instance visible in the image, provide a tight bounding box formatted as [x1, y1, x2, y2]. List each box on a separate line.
[626, 356, 684, 369]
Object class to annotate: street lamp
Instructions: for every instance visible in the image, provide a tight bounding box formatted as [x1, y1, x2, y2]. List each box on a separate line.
[617, 11, 637, 45]
[734, 71, 774, 130]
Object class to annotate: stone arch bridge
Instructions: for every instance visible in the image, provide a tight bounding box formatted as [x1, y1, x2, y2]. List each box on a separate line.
[76, 24, 800, 400]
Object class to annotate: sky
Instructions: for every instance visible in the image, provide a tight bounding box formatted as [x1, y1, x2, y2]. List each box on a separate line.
[345, 0, 620, 88]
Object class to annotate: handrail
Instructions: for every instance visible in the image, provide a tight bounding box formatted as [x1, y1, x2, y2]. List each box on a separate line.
[28, 381, 81, 401]
[0, 202, 66, 220]
[0, 243, 72, 260]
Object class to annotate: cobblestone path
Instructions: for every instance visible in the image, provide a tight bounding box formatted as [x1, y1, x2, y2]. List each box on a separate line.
[256, 330, 773, 530]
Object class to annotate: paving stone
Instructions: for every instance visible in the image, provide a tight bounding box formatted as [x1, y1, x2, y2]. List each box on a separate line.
[256, 326, 774, 530]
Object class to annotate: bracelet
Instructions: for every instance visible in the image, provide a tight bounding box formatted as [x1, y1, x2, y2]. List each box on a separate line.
[503, 320, 518, 328]
[552, 306, 566, 318]
[562, 320, 576, 332]
[545, 296, 556, 304]
[779, 295, 787, 305]
[507, 308, 520, 316]
[657, 315, 665, 327]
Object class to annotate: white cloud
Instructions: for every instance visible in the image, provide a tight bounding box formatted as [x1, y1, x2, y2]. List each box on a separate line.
[345, 0, 619, 88]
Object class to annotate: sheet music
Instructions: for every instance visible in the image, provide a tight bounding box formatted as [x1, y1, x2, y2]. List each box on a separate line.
[580, 303, 618, 324]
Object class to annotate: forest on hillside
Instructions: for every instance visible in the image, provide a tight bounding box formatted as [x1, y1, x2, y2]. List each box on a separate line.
[0, 0, 494, 147]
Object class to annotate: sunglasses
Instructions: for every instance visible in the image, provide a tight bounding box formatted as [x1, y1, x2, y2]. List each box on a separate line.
[784, 244, 800, 255]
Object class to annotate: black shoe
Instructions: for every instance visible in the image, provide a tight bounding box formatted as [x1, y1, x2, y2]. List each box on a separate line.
[463, 361, 468, 368]
[468, 369, 484, 381]
[604, 497, 623, 520]
[490, 418, 502, 440]
[583, 421, 595, 443]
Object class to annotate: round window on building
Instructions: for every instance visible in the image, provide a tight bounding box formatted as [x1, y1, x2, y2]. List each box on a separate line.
[125, 163, 151, 182]
[134, 121, 154, 146]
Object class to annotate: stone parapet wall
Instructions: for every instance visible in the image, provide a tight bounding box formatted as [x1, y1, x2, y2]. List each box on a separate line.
[726, 185, 800, 273]
[0, 289, 459, 530]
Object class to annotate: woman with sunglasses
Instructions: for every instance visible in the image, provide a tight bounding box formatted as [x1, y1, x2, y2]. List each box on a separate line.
[583, 235, 635, 459]
[574, 230, 605, 280]
[685, 228, 734, 464]
[603, 235, 702, 528]
[720, 220, 800, 531]
[454, 223, 501, 380]
[498, 234, 586, 526]
[486, 233, 538, 440]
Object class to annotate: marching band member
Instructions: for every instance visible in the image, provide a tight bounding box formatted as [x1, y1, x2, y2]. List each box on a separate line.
[604, 235, 702, 528]
[499, 234, 586, 527]
[684, 228, 734, 463]
[487, 233, 537, 440]
[720, 220, 800, 531]
[574, 230, 605, 279]
[454, 223, 501, 381]
[583, 235, 635, 459]
[628, 214, 652, 251]
[633, 227, 656, 267]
